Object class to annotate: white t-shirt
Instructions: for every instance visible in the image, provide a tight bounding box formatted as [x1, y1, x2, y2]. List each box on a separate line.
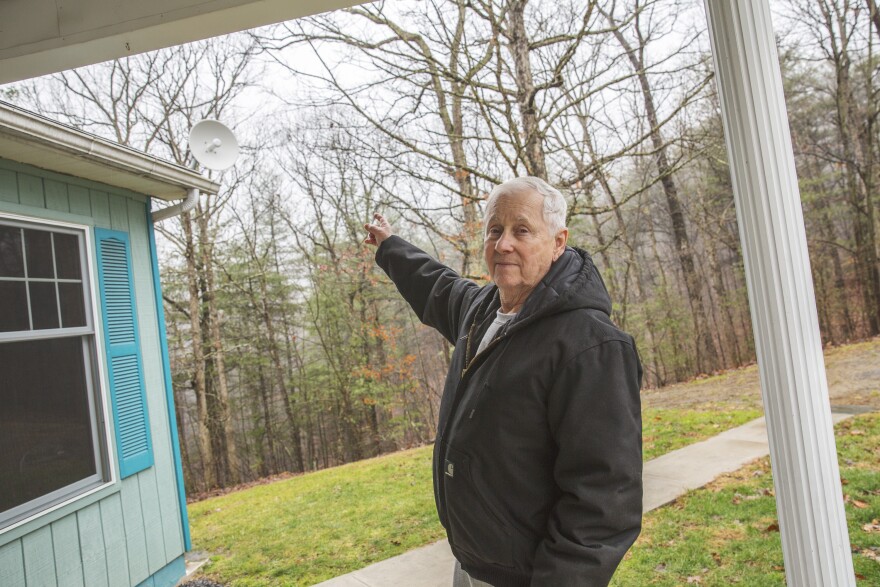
[476, 309, 517, 355]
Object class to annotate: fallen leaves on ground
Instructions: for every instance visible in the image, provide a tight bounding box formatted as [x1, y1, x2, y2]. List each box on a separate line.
[844, 494, 871, 509]
[857, 548, 880, 563]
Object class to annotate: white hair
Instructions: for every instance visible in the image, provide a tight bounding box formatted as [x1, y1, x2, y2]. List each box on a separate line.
[484, 176, 568, 234]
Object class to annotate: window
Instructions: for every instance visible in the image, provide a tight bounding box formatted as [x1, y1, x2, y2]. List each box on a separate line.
[0, 217, 108, 530]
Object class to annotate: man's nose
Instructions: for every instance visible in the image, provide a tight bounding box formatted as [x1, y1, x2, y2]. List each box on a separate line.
[495, 231, 515, 253]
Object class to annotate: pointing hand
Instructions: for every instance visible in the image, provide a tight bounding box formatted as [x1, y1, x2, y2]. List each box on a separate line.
[364, 213, 394, 247]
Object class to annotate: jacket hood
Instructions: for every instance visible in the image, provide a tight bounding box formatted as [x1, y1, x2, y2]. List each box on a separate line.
[523, 245, 612, 316]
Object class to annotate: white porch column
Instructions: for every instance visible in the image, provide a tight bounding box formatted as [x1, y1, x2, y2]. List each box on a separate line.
[703, 1, 855, 585]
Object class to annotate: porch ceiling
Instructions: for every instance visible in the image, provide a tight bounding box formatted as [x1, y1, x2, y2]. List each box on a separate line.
[0, 0, 364, 85]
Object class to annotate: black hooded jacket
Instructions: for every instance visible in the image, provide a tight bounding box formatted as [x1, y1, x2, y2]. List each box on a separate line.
[376, 236, 643, 587]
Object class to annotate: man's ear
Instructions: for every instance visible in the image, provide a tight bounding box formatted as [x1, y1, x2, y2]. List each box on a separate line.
[554, 228, 569, 260]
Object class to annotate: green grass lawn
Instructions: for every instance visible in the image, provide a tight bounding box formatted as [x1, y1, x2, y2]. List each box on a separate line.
[611, 412, 880, 586]
[189, 446, 440, 586]
[189, 407, 762, 586]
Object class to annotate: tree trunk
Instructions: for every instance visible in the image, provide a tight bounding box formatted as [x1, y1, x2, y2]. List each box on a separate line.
[257, 273, 306, 473]
[508, 0, 548, 178]
[257, 368, 276, 476]
[181, 211, 215, 489]
[197, 209, 238, 487]
[606, 8, 719, 373]
[825, 0, 880, 334]
[202, 216, 239, 484]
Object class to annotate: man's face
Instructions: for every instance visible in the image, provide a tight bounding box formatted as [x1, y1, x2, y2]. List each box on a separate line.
[483, 190, 566, 298]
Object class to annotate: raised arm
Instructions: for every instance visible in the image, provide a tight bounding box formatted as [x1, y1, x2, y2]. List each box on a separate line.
[365, 213, 479, 344]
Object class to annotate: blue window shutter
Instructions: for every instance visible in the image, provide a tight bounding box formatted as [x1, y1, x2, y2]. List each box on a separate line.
[95, 228, 154, 478]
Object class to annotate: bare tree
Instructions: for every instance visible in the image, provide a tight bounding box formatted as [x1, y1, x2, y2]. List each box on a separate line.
[787, 0, 880, 335]
[599, 0, 719, 373]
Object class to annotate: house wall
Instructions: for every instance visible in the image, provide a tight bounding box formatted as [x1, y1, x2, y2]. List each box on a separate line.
[0, 159, 185, 587]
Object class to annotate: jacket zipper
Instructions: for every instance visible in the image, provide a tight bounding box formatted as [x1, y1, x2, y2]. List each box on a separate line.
[461, 335, 503, 378]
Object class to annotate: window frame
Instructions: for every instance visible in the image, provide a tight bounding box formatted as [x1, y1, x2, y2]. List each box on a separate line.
[0, 212, 117, 535]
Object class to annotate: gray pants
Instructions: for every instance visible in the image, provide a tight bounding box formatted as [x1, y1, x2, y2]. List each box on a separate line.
[452, 560, 494, 587]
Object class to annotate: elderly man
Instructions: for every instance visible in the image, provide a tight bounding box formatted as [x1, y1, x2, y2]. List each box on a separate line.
[364, 177, 642, 586]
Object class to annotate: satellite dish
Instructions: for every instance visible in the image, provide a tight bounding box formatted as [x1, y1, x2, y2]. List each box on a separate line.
[189, 120, 240, 171]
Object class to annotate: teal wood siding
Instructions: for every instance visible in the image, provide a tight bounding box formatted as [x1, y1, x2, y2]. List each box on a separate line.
[50, 516, 84, 587]
[102, 493, 132, 586]
[0, 160, 186, 587]
[78, 503, 109, 586]
[21, 527, 55, 586]
[0, 541, 25, 586]
[0, 168, 16, 202]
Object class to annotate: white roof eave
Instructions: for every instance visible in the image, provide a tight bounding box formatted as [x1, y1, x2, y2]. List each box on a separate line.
[0, 101, 220, 201]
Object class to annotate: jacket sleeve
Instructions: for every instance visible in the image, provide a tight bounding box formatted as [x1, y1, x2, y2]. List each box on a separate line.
[530, 339, 643, 587]
[375, 235, 480, 345]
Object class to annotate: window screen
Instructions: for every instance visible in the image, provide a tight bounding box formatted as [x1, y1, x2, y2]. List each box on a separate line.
[0, 219, 106, 530]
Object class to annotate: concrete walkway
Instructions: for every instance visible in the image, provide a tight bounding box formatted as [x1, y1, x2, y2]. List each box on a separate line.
[314, 409, 863, 587]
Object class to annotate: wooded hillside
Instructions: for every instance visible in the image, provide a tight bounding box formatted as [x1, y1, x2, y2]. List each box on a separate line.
[5, 0, 878, 492]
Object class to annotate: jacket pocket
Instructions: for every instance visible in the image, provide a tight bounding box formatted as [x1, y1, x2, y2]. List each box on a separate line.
[441, 442, 514, 568]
